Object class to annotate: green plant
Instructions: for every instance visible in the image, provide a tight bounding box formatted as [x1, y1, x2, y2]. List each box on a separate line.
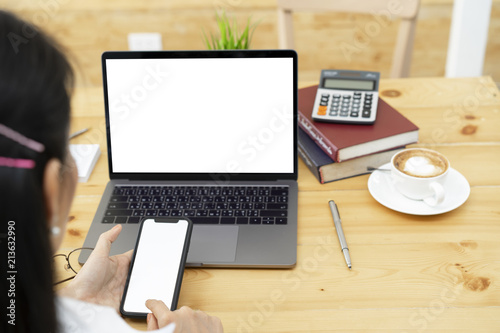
[203, 11, 259, 50]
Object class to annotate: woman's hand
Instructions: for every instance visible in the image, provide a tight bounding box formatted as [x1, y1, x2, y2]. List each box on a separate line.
[146, 299, 223, 332]
[59, 225, 133, 312]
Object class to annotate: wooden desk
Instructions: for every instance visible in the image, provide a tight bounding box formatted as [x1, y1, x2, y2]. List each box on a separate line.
[57, 76, 500, 332]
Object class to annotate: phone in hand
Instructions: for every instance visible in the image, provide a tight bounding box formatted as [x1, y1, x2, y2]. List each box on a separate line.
[120, 218, 193, 318]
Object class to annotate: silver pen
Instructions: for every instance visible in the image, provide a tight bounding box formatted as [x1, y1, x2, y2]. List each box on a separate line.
[69, 127, 89, 140]
[329, 200, 352, 270]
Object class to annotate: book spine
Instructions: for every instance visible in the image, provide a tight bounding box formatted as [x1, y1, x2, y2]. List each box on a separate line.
[297, 146, 324, 184]
[298, 112, 339, 161]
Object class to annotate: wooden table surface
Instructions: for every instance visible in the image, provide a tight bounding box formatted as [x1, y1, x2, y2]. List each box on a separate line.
[56, 76, 500, 332]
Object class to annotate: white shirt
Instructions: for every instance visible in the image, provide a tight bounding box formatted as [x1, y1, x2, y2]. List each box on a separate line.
[56, 296, 175, 333]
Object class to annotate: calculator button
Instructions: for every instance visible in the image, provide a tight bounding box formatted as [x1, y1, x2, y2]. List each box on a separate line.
[362, 110, 371, 118]
[351, 112, 359, 117]
[329, 111, 338, 116]
[318, 106, 327, 115]
[320, 101, 328, 106]
[321, 93, 329, 98]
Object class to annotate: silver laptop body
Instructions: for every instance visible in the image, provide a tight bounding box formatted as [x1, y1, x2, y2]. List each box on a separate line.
[80, 50, 298, 268]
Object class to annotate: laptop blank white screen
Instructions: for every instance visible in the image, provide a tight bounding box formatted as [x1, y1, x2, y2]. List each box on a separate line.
[105, 57, 294, 174]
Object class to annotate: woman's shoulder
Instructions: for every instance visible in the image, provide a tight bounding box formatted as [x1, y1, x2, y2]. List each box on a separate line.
[55, 296, 174, 333]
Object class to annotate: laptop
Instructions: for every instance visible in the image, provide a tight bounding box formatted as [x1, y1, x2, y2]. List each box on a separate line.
[79, 49, 298, 268]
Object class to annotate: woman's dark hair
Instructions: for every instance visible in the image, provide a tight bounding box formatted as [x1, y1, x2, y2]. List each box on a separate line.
[0, 10, 74, 333]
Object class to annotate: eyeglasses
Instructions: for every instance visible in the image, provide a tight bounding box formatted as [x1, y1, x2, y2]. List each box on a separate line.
[52, 247, 94, 285]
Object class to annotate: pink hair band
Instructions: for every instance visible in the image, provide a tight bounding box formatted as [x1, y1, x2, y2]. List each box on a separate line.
[0, 156, 36, 169]
[0, 123, 45, 153]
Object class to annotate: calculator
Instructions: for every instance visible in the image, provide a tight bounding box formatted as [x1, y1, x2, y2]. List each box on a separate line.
[311, 70, 380, 124]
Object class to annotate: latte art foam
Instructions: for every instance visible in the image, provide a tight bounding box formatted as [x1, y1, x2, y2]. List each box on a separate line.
[393, 149, 448, 178]
[403, 156, 445, 177]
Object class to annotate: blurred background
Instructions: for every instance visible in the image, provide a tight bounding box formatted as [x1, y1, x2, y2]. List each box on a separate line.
[5, 0, 499, 88]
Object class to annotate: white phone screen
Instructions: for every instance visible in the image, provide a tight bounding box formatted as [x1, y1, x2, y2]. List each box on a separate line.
[122, 219, 190, 314]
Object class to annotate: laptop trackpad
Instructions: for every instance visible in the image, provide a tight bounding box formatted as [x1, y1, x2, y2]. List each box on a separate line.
[187, 225, 239, 264]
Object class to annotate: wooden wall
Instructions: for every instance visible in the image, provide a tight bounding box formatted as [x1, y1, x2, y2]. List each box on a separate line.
[5, 0, 500, 87]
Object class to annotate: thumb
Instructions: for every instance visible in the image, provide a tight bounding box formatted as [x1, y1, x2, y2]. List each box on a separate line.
[94, 224, 122, 256]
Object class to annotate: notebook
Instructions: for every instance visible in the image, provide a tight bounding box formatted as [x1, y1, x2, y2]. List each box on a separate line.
[69, 144, 100, 182]
[79, 50, 298, 268]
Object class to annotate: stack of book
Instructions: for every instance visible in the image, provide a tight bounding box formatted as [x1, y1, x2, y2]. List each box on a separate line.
[298, 85, 419, 183]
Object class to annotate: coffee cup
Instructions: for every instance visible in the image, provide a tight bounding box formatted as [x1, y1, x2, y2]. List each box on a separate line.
[390, 148, 450, 206]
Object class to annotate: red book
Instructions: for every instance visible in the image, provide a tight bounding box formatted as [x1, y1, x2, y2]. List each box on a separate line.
[298, 85, 419, 162]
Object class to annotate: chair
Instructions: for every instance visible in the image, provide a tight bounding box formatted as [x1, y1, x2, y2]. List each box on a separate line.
[277, 0, 420, 78]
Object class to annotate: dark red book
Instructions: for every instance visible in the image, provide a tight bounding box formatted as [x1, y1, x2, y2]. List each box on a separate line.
[298, 85, 419, 162]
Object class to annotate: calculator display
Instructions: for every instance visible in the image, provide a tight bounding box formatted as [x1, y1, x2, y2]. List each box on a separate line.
[323, 78, 374, 91]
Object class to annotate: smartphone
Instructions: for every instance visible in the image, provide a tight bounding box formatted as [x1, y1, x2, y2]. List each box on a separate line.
[120, 218, 193, 318]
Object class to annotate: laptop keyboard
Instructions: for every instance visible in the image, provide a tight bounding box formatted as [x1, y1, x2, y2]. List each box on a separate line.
[103, 185, 289, 225]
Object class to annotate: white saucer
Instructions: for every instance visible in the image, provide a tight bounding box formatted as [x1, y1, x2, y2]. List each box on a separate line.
[367, 163, 470, 215]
